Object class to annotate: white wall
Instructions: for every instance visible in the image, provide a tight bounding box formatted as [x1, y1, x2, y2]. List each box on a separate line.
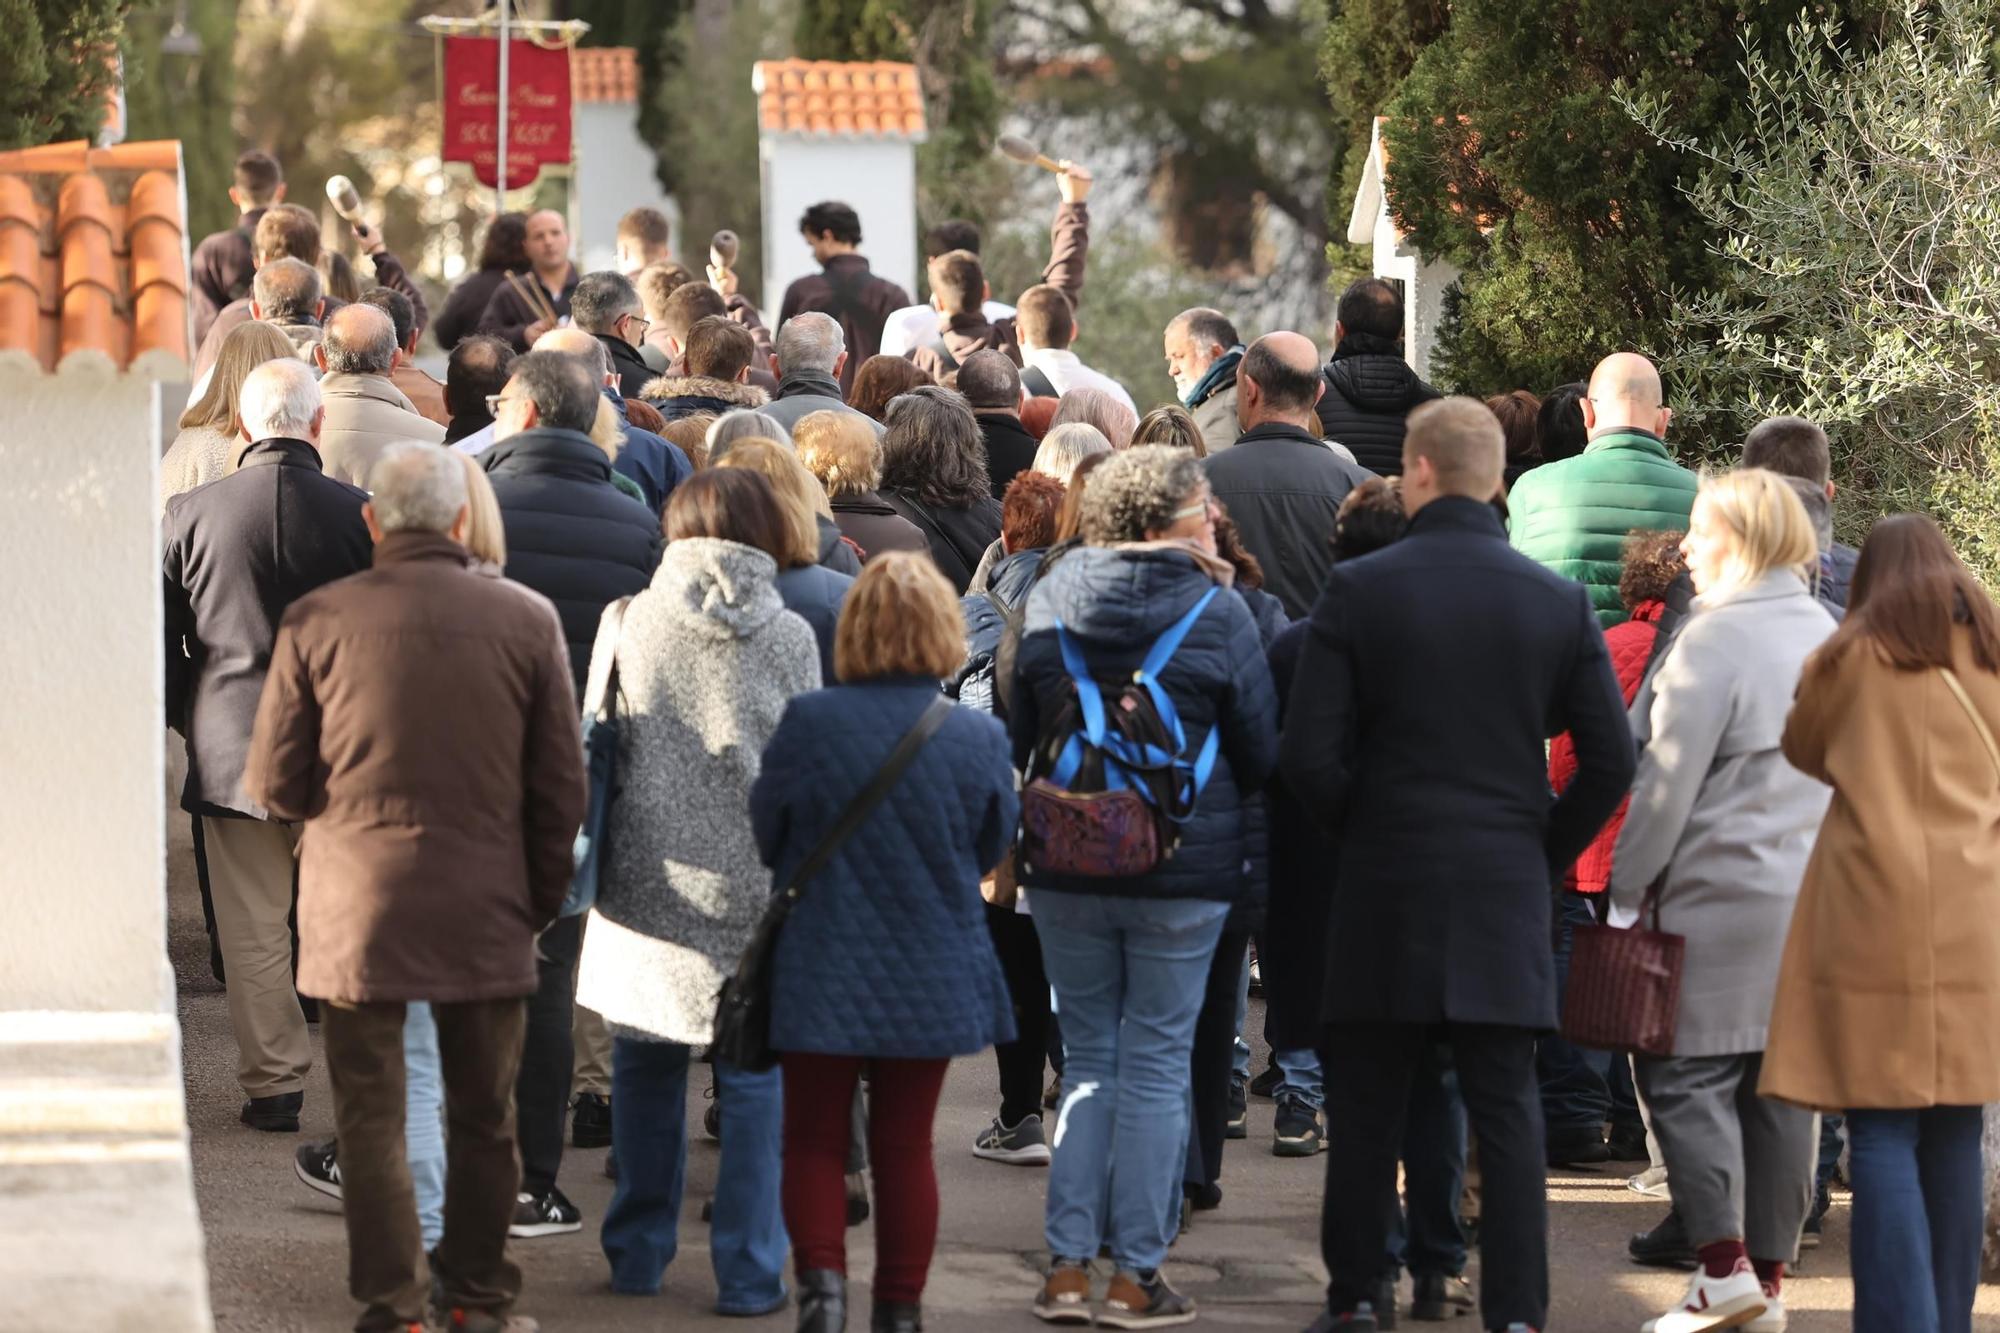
[760, 136, 918, 316]
[1369, 205, 1457, 383]
[574, 103, 682, 276]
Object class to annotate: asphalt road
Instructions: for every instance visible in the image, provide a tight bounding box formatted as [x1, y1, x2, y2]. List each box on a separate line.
[167, 823, 2000, 1332]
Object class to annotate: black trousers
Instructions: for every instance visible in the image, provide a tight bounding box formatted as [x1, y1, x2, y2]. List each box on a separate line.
[1186, 929, 1252, 1192]
[1321, 1021, 1547, 1332]
[986, 902, 1055, 1127]
[515, 913, 580, 1197]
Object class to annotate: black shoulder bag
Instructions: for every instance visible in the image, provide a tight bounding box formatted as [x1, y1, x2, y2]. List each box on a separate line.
[711, 695, 953, 1071]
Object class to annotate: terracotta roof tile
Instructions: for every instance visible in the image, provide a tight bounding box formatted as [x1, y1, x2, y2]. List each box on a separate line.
[0, 139, 189, 376]
[751, 60, 927, 140]
[572, 47, 638, 104]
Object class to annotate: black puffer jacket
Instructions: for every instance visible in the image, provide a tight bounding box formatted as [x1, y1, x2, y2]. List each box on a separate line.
[1315, 346, 1440, 477]
[483, 426, 664, 692]
[1009, 545, 1279, 906]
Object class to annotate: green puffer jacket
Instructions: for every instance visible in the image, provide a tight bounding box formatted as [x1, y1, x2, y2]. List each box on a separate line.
[1507, 430, 1698, 627]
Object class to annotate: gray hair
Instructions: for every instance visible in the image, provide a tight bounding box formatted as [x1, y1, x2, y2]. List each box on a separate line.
[368, 442, 467, 534]
[509, 349, 600, 434]
[1033, 422, 1112, 484]
[1167, 306, 1240, 351]
[1051, 387, 1138, 449]
[775, 311, 844, 375]
[568, 270, 641, 335]
[706, 409, 793, 463]
[254, 257, 322, 324]
[1079, 444, 1207, 545]
[880, 385, 989, 509]
[1783, 475, 1834, 553]
[237, 357, 322, 439]
[321, 302, 397, 375]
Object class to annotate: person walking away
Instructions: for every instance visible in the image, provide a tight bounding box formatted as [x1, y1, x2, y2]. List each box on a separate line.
[779, 202, 912, 394]
[796, 411, 930, 564]
[1741, 415, 1859, 610]
[1050, 388, 1137, 451]
[160, 321, 300, 504]
[1312, 279, 1440, 475]
[444, 336, 517, 455]
[191, 150, 284, 345]
[434, 213, 528, 352]
[1280, 399, 1634, 1333]
[575, 469, 820, 1314]
[1011, 446, 1279, 1327]
[764, 313, 886, 438]
[244, 442, 585, 1333]
[961, 350, 1043, 498]
[1203, 332, 1375, 619]
[642, 314, 772, 423]
[478, 210, 580, 352]
[362, 287, 449, 427]
[1759, 513, 2000, 1333]
[242, 257, 327, 364]
[1163, 308, 1245, 452]
[1015, 285, 1136, 414]
[163, 359, 373, 1135]
[755, 552, 1020, 1333]
[1608, 469, 1836, 1333]
[1487, 391, 1542, 490]
[533, 327, 692, 516]
[847, 355, 932, 422]
[879, 387, 1005, 594]
[573, 271, 661, 402]
[1133, 405, 1207, 458]
[312, 304, 447, 487]
[1506, 353, 1698, 627]
[715, 437, 857, 680]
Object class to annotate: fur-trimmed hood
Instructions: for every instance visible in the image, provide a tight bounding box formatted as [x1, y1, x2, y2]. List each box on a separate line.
[638, 375, 769, 411]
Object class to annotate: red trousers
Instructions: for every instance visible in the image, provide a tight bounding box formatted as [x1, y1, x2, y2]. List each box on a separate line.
[780, 1052, 950, 1303]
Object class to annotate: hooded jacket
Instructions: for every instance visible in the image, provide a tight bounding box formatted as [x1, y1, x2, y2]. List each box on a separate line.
[639, 373, 770, 423]
[1009, 545, 1279, 906]
[1314, 342, 1440, 476]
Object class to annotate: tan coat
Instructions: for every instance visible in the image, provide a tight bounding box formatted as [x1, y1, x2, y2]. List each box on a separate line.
[389, 362, 451, 427]
[1761, 628, 2000, 1110]
[316, 372, 447, 487]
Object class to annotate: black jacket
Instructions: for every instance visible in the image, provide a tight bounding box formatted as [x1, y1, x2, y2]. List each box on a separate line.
[1202, 420, 1376, 619]
[482, 426, 664, 692]
[830, 490, 929, 562]
[476, 266, 580, 352]
[163, 438, 373, 817]
[881, 489, 1004, 594]
[1315, 345, 1440, 477]
[1278, 497, 1634, 1030]
[1010, 545, 1279, 906]
[433, 268, 512, 352]
[598, 332, 657, 403]
[978, 411, 1040, 500]
[1262, 617, 1334, 1051]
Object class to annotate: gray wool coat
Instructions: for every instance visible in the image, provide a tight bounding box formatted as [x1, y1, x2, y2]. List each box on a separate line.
[574, 537, 821, 1047]
[1609, 570, 1835, 1057]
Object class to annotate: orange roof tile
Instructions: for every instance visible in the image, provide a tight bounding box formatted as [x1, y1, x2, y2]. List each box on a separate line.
[751, 61, 927, 139]
[572, 47, 638, 104]
[0, 139, 189, 377]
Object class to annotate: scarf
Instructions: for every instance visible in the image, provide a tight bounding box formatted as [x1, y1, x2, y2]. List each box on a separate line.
[1108, 539, 1238, 588]
[1181, 345, 1245, 410]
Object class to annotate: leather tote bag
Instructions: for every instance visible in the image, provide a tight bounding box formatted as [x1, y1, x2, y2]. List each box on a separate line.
[1561, 875, 1685, 1056]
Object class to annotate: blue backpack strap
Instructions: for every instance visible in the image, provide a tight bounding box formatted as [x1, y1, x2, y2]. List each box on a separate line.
[1049, 620, 1102, 788]
[1140, 587, 1219, 680]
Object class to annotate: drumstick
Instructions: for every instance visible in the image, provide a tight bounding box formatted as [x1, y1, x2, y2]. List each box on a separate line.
[998, 134, 1064, 175]
[506, 271, 558, 329]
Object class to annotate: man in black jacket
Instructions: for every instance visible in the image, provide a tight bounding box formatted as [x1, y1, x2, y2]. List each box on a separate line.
[573, 270, 657, 402]
[163, 358, 373, 1134]
[190, 149, 282, 345]
[1282, 398, 1633, 1333]
[1316, 278, 1440, 476]
[1203, 332, 1375, 618]
[481, 349, 662, 1240]
[959, 349, 1039, 499]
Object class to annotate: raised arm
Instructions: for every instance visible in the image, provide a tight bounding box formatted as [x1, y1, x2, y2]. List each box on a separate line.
[1042, 167, 1093, 308]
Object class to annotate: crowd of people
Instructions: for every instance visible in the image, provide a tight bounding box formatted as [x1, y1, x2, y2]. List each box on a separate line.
[162, 147, 2000, 1333]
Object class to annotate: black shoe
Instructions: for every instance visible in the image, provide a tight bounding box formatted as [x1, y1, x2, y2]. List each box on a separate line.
[509, 1187, 582, 1238]
[298, 995, 320, 1024]
[1627, 1207, 1697, 1270]
[704, 1084, 722, 1141]
[1409, 1272, 1473, 1321]
[1801, 1188, 1829, 1250]
[1605, 1123, 1649, 1162]
[241, 1090, 302, 1133]
[1273, 1095, 1326, 1157]
[1226, 1077, 1248, 1140]
[1375, 1277, 1400, 1329]
[871, 1300, 921, 1332]
[1248, 1065, 1284, 1099]
[1183, 1180, 1222, 1212]
[796, 1268, 847, 1333]
[571, 1092, 612, 1149]
[845, 1172, 870, 1227]
[604, 1147, 619, 1181]
[1545, 1124, 1611, 1167]
[293, 1139, 341, 1198]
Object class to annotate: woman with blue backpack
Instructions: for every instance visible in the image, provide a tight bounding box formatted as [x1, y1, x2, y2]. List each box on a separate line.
[1008, 444, 1280, 1329]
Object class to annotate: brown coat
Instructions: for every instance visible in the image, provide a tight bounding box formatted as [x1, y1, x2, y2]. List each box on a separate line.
[1761, 629, 2000, 1110]
[778, 255, 912, 395]
[909, 201, 1090, 381]
[244, 532, 587, 1004]
[389, 362, 450, 426]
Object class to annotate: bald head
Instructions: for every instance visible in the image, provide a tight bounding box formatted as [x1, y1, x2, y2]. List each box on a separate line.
[1237, 331, 1324, 431]
[317, 302, 397, 376]
[1401, 397, 1504, 511]
[1584, 352, 1671, 438]
[534, 325, 614, 381]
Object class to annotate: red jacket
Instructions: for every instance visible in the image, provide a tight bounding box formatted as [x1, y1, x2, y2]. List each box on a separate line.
[1549, 599, 1662, 893]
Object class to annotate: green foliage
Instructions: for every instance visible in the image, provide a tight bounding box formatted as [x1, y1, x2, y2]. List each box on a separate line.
[124, 0, 238, 241]
[1621, 0, 2000, 579]
[1317, 0, 1448, 276]
[0, 0, 144, 150]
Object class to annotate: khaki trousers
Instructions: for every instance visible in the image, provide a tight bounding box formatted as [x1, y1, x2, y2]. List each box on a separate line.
[571, 915, 612, 1097]
[201, 816, 310, 1097]
[322, 997, 528, 1331]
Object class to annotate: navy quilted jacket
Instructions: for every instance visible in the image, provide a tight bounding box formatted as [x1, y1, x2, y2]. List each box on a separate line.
[753, 678, 1020, 1058]
[1009, 545, 1280, 905]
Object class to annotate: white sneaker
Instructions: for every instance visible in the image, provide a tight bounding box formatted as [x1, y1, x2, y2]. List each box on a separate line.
[1639, 1259, 1767, 1332]
[1628, 1164, 1672, 1198]
[1744, 1295, 1787, 1332]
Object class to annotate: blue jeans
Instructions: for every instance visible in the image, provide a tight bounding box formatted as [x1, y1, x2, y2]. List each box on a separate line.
[1538, 891, 1613, 1133]
[1846, 1106, 1986, 1333]
[602, 1038, 788, 1313]
[1231, 945, 1324, 1106]
[1035, 892, 1229, 1273]
[403, 1002, 445, 1251]
[1387, 1042, 1468, 1278]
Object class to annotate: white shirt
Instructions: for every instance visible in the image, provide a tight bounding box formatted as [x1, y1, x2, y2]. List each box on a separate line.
[877, 298, 1017, 359]
[451, 422, 497, 457]
[1020, 347, 1137, 414]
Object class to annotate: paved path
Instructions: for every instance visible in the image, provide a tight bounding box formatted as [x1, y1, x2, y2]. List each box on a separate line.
[167, 829, 1999, 1332]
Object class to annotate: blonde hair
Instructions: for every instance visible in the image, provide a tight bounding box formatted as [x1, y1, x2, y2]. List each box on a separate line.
[714, 437, 824, 567]
[180, 321, 300, 434]
[660, 411, 715, 471]
[834, 550, 965, 683]
[1033, 422, 1112, 484]
[587, 396, 624, 461]
[456, 451, 507, 566]
[794, 410, 881, 497]
[1693, 467, 1818, 597]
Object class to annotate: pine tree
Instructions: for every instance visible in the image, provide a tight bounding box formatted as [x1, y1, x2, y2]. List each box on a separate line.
[0, 0, 143, 150]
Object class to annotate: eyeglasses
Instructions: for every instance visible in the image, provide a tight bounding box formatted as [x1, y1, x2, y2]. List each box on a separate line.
[484, 392, 525, 416]
[1170, 499, 1215, 523]
[621, 312, 652, 336]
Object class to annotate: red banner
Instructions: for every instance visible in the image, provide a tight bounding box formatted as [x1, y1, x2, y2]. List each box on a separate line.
[441, 35, 572, 190]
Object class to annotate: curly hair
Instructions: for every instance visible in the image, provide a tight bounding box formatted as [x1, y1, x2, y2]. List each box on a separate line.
[1079, 444, 1208, 546]
[880, 385, 990, 509]
[1619, 526, 1688, 611]
[1212, 502, 1263, 588]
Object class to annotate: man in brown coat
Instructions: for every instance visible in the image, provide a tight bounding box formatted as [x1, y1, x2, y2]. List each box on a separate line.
[777, 201, 912, 395]
[245, 442, 586, 1333]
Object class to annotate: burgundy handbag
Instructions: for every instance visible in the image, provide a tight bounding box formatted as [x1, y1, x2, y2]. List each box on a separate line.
[1560, 875, 1684, 1056]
